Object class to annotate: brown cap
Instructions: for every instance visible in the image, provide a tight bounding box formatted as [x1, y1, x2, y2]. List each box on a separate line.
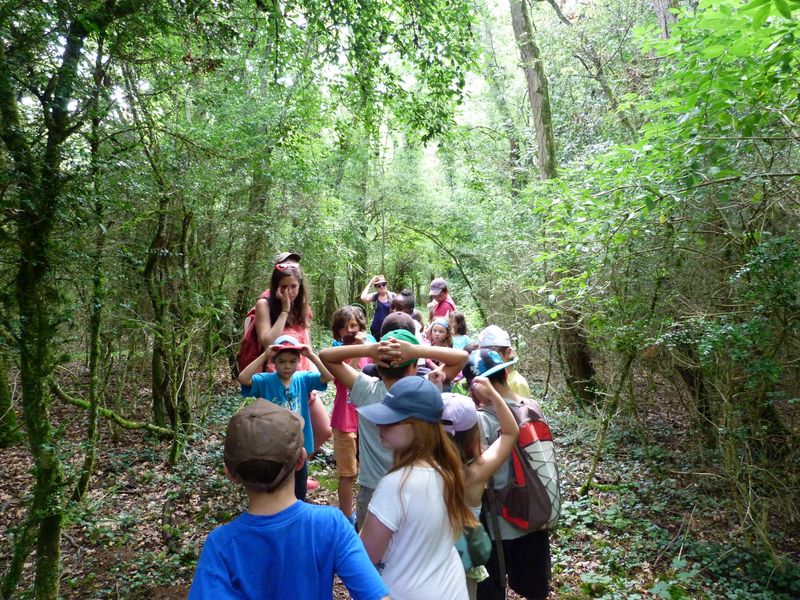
[224, 400, 304, 491]
[429, 277, 448, 295]
[374, 275, 387, 285]
[273, 251, 301, 265]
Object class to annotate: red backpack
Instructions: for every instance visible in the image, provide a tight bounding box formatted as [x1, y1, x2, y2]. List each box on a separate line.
[235, 290, 270, 375]
[481, 399, 561, 532]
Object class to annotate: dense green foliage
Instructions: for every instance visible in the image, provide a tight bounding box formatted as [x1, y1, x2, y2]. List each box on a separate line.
[1, 0, 798, 597]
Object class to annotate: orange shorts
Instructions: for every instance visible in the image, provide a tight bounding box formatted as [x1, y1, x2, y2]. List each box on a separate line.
[332, 429, 358, 478]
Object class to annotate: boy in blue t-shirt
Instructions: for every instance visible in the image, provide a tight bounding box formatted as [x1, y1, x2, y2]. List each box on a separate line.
[188, 401, 388, 600]
[237, 334, 332, 501]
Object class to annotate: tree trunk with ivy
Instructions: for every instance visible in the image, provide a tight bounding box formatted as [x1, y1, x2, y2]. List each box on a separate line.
[0, 4, 142, 593]
[508, 0, 598, 404]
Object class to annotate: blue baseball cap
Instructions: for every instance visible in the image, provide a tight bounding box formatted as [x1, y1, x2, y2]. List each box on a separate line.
[357, 376, 444, 425]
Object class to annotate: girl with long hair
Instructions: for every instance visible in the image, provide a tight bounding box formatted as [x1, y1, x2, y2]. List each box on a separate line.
[253, 259, 331, 485]
[449, 312, 471, 350]
[358, 376, 474, 599]
[255, 263, 311, 367]
[442, 377, 519, 599]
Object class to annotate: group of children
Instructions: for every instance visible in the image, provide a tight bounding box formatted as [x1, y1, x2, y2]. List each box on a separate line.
[189, 274, 552, 600]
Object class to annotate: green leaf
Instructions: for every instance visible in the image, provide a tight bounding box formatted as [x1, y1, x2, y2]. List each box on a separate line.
[741, 0, 772, 10]
[700, 45, 726, 58]
[752, 5, 770, 28]
[774, 0, 794, 18]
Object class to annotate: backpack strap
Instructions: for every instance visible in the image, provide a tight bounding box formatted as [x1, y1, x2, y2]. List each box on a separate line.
[484, 482, 507, 599]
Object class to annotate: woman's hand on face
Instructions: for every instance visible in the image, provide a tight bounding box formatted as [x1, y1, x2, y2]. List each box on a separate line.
[276, 287, 291, 312]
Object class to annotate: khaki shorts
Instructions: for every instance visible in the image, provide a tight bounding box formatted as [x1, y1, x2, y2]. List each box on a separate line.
[333, 429, 358, 478]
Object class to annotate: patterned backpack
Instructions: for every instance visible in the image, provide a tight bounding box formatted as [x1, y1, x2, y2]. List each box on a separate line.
[481, 399, 561, 532]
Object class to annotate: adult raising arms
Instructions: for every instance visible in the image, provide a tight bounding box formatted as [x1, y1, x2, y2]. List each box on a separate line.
[360, 275, 394, 341]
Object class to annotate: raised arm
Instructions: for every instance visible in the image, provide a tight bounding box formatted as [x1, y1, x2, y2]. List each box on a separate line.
[237, 348, 273, 386]
[254, 292, 290, 348]
[303, 349, 333, 384]
[382, 339, 467, 381]
[320, 342, 382, 389]
[359, 277, 377, 304]
[468, 377, 519, 486]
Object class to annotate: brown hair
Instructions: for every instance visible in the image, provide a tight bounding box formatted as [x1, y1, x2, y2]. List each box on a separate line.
[451, 423, 482, 465]
[449, 312, 468, 336]
[331, 305, 367, 341]
[268, 264, 310, 329]
[391, 419, 478, 534]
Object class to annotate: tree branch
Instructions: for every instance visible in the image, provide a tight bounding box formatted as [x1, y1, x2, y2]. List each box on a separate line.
[50, 380, 172, 437]
[403, 225, 487, 323]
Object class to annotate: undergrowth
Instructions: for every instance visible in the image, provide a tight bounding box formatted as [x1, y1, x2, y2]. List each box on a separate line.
[6, 391, 798, 599]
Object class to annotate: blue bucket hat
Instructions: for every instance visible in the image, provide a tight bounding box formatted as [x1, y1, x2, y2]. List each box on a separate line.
[463, 348, 517, 380]
[357, 376, 443, 425]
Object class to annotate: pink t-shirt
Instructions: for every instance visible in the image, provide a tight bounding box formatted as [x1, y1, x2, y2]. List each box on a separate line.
[330, 357, 370, 432]
[432, 295, 456, 318]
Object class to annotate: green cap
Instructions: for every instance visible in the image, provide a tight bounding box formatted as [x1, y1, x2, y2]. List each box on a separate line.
[380, 329, 420, 367]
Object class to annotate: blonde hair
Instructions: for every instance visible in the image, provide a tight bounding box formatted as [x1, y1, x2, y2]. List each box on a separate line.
[428, 320, 453, 348]
[391, 419, 478, 534]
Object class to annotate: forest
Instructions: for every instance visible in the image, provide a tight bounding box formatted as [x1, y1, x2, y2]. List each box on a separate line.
[0, 0, 798, 597]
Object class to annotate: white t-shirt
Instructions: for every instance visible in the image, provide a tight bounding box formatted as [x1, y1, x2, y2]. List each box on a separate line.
[368, 465, 468, 600]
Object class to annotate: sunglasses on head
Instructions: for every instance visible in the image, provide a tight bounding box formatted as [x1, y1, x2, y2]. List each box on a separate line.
[275, 263, 296, 272]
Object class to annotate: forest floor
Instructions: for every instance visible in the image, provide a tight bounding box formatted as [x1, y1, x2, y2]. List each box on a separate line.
[1, 369, 799, 599]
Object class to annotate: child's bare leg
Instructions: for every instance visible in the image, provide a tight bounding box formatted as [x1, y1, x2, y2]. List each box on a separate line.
[309, 392, 332, 451]
[337, 475, 355, 516]
[333, 429, 358, 524]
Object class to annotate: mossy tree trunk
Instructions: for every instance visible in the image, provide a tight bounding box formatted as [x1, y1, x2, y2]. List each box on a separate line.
[508, 0, 598, 405]
[0, 5, 141, 595]
[73, 42, 109, 502]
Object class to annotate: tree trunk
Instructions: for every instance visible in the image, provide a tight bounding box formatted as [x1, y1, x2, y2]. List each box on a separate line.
[73, 45, 107, 502]
[0, 44, 64, 600]
[574, 46, 637, 138]
[0, 5, 141, 597]
[560, 310, 598, 404]
[652, 0, 677, 39]
[323, 275, 337, 329]
[233, 157, 273, 320]
[508, 0, 597, 404]
[508, 0, 557, 179]
[71, 174, 106, 502]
